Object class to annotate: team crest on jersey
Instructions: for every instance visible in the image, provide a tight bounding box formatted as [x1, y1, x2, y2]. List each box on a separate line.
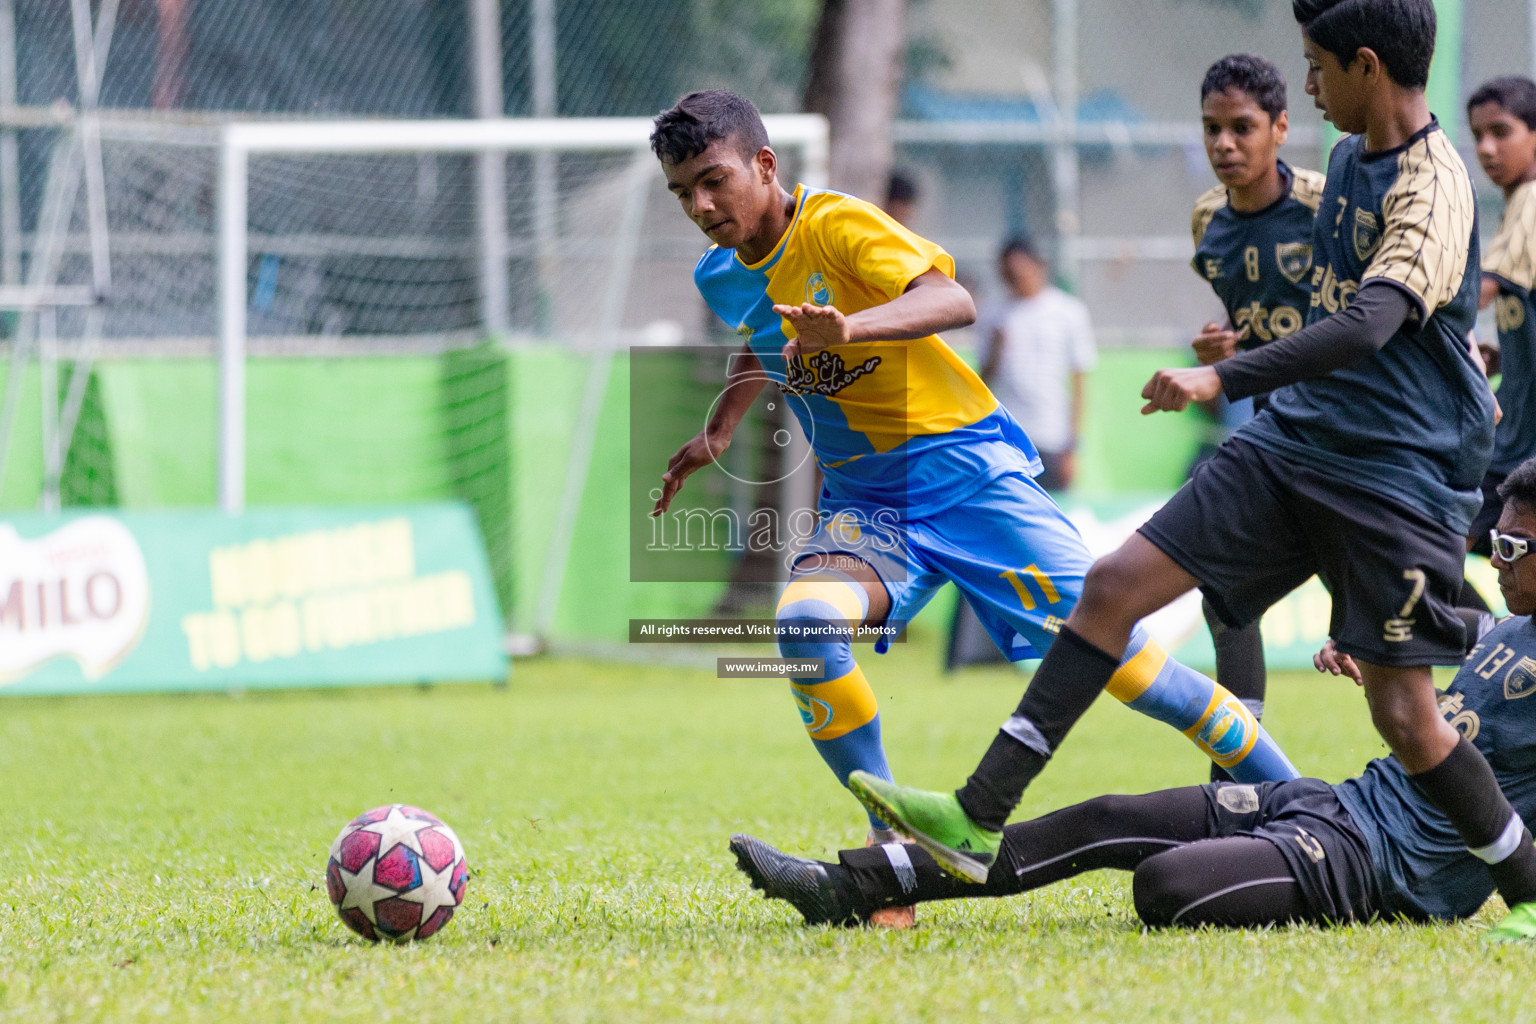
[1353, 208, 1382, 262]
[1275, 242, 1314, 285]
[783, 350, 880, 397]
[805, 272, 833, 306]
[1505, 656, 1536, 700]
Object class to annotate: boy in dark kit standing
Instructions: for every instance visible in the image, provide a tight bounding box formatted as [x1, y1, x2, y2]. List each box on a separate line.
[1466, 79, 1536, 567]
[1188, 53, 1326, 777]
[848, 0, 1536, 942]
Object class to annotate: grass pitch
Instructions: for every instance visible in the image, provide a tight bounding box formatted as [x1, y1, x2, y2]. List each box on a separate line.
[0, 628, 1527, 1023]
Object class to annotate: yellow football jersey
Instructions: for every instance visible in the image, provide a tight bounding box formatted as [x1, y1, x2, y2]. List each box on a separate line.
[694, 185, 1040, 517]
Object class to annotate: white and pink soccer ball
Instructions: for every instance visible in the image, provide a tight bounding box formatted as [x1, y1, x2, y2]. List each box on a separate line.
[326, 804, 469, 942]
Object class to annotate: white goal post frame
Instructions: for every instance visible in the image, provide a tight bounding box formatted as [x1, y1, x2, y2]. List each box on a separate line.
[215, 114, 830, 515]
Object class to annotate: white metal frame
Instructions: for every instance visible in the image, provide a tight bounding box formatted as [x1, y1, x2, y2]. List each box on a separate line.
[215, 114, 831, 519]
[0, 0, 116, 511]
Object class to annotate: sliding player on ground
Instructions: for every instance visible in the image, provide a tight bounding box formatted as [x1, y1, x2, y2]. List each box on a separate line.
[849, 0, 1536, 944]
[732, 459, 1536, 933]
[647, 90, 1299, 925]
[1188, 53, 1325, 777]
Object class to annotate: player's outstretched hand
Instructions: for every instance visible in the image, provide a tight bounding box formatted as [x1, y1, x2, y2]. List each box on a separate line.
[1141, 366, 1221, 415]
[652, 430, 729, 516]
[775, 302, 850, 361]
[1191, 321, 1240, 365]
[1314, 639, 1363, 687]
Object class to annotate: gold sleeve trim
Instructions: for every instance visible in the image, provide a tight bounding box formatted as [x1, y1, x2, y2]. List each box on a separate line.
[1289, 167, 1327, 212]
[1483, 178, 1536, 292]
[1363, 130, 1475, 313]
[1190, 185, 1228, 249]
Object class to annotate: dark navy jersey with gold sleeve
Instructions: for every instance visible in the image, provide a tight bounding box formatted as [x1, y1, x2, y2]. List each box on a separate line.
[1336, 615, 1536, 921]
[1236, 121, 1494, 532]
[1483, 179, 1536, 475]
[1191, 162, 1325, 350]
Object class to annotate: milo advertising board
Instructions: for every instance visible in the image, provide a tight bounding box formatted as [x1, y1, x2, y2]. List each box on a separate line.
[0, 504, 506, 695]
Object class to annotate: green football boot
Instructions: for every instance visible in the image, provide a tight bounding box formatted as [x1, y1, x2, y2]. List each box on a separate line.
[1485, 901, 1536, 944]
[848, 771, 1002, 883]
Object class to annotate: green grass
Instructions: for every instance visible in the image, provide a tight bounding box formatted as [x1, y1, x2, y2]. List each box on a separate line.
[0, 629, 1525, 1023]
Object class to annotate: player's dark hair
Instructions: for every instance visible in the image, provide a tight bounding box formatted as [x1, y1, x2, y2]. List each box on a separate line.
[1469, 77, 1536, 132]
[1201, 54, 1288, 122]
[1292, 0, 1435, 89]
[650, 90, 770, 166]
[999, 236, 1042, 265]
[1499, 457, 1536, 514]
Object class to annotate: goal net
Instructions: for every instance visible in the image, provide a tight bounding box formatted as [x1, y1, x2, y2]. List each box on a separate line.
[0, 114, 829, 646]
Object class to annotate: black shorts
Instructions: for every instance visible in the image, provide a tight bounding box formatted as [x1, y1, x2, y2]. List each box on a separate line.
[1203, 779, 1383, 924]
[1140, 438, 1470, 666]
[1467, 471, 1506, 557]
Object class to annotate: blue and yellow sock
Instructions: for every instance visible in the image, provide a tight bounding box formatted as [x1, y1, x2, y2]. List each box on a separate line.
[1105, 628, 1299, 783]
[777, 573, 893, 829]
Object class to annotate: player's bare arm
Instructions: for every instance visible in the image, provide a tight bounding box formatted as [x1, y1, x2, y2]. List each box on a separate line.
[775, 268, 975, 361]
[652, 345, 767, 516]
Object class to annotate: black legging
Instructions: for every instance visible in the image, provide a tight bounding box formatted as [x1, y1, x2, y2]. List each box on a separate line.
[838, 787, 1315, 928]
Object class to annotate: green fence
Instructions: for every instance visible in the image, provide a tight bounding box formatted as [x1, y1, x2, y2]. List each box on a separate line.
[0, 346, 1207, 643]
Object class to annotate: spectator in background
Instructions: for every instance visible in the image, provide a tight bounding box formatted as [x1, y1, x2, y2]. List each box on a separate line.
[979, 238, 1097, 491]
[884, 171, 920, 226]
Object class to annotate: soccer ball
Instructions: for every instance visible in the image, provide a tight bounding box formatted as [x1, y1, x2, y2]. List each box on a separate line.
[325, 804, 469, 942]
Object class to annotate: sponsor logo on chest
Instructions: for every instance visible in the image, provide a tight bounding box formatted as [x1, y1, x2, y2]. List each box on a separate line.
[783, 350, 881, 397]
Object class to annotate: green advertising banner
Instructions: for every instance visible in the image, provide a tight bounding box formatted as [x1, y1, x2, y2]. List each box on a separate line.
[1059, 495, 1503, 672]
[0, 503, 507, 696]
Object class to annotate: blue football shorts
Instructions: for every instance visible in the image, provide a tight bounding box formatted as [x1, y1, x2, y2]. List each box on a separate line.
[796, 471, 1092, 660]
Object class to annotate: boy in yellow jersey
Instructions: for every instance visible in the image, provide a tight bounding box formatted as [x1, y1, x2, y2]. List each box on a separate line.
[648, 92, 1298, 920]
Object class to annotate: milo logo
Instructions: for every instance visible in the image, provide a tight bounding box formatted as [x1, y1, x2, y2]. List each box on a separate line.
[0, 517, 151, 683]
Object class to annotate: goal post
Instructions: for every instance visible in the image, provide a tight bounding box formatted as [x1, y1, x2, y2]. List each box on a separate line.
[214, 114, 829, 642]
[216, 115, 830, 513]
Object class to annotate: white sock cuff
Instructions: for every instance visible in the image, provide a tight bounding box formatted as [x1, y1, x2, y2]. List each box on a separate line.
[1001, 715, 1052, 758]
[1470, 813, 1528, 865]
[882, 843, 917, 894]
